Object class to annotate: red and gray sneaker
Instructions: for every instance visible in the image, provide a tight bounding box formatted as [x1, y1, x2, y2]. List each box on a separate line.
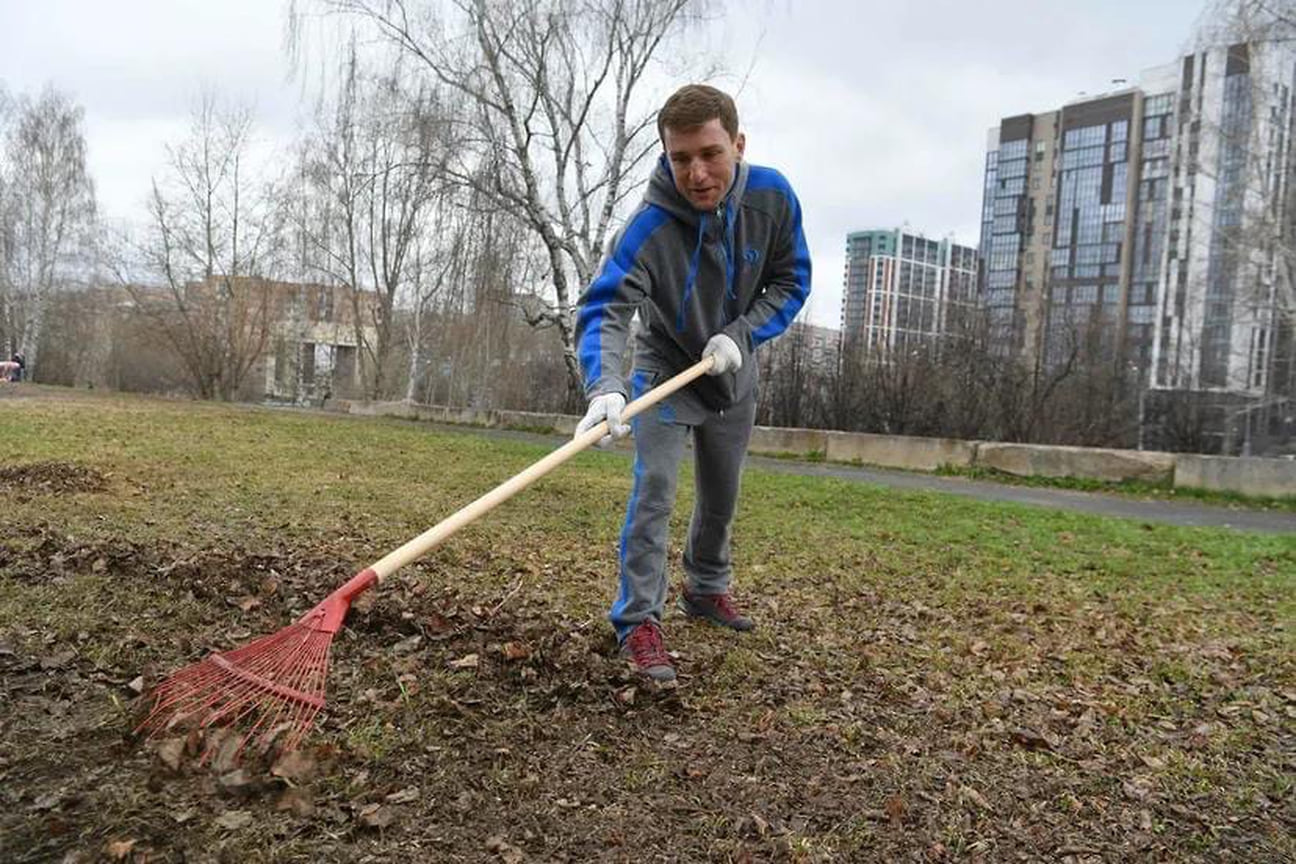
[620, 620, 676, 683]
[676, 584, 755, 631]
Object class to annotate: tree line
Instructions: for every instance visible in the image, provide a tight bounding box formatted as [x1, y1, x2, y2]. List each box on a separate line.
[4, 0, 1294, 456]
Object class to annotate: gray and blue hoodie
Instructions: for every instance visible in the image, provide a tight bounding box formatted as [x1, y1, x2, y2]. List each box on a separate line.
[577, 155, 812, 412]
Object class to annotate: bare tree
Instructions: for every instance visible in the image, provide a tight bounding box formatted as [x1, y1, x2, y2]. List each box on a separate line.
[0, 85, 97, 377]
[824, 309, 1091, 446]
[0, 85, 13, 357]
[117, 95, 285, 400]
[757, 322, 813, 428]
[292, 0, 712, 405]
[293, 49, 455, 399]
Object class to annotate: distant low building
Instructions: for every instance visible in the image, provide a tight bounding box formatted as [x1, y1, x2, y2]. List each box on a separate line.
[256, 279, 380, 404]
[172, 275, 380, 403]
[35, 277, 380, 402]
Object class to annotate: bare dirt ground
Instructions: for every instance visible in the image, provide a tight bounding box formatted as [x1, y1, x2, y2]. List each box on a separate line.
[3, 508, 671, 863]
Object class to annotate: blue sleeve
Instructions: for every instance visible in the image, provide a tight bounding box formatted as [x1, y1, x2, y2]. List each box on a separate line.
[575, 205, 670, 398]
[723, 168, 812, 351]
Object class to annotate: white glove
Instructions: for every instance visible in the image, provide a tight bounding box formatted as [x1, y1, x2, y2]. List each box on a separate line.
[575, 392, 631, 448]
[702, 333, 742, 375]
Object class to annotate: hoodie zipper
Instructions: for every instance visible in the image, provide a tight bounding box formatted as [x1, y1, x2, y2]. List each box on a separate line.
[677, 199, 736, 333]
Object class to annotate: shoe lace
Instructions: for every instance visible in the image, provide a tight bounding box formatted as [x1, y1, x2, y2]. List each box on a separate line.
[627, 623, 672, 668]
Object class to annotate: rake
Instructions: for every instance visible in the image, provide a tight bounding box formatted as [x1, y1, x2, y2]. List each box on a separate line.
[138, 357, 715, 755]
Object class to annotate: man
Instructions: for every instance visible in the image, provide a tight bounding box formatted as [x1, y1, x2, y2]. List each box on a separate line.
[574, 84, 812, 683]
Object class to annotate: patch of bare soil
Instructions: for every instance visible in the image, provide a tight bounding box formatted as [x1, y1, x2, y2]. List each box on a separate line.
[1, 528, 1293, 862]
[0, 530, 680, 863]
[0, 462, 109, 498]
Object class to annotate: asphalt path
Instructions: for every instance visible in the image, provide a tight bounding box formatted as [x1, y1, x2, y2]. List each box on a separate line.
[744, 453, 1296, 535]
[430, 422, 1296, 536]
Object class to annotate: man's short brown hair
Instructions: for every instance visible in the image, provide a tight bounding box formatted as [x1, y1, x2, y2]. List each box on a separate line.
[657, 84, 739, 143]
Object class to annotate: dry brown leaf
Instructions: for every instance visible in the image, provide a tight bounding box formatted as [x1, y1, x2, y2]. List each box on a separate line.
[501, 641, 531, 661]
[219, 768, 255, 795]
[1009, 726, 1054, 750]
[156, 737, 185, 772]
[961, 785, 992, 811]
[277, 787, 315, 818]
[272, 749, 317, 784]
[884, 793, 907, 826]
[385, 786, 420, 805]
[104, 837, 136, 860]
[423, 610, 457, 636]
[393, 635, 423, 654]
[485, 834, 525, 863]
[215, 809, 253, 831]
[358, 802, 396, 829]
[209, 729, 242, 774]
[1122, 777, 1154, 801]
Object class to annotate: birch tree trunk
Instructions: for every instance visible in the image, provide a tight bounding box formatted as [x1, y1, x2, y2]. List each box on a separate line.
[0, 86, 97, 377]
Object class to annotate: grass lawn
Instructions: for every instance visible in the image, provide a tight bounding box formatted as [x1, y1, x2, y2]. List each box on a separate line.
[1, 387, 1293, 862]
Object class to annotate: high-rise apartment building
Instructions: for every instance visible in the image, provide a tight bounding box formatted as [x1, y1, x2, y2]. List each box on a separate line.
[840, 228, 978, 354]
[980, 40, 1296, 453]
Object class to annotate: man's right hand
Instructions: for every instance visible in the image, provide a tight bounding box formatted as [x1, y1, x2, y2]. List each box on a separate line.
[575, 393, 631, 448]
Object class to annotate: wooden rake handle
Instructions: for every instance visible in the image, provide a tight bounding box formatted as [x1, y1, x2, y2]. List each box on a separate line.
[369, 355, 717, 580]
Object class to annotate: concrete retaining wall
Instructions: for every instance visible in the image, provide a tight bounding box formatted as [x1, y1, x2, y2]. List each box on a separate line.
[495, 409, 578, 435]
[1174, 454, 1296, 498]
[323, 398, 1294, 498]
[977, 442, 1176, 484]
[825, 430, 977, 471]
[748, 426, 828, 457]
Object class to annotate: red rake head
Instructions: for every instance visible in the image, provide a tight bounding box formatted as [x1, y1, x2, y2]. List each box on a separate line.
[137, 568, 378, 757]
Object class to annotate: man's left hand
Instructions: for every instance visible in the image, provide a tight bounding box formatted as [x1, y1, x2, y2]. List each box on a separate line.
[702, 333, 742, 375]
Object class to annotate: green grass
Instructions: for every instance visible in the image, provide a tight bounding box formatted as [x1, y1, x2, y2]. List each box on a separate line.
[1, 390, 1293, 862]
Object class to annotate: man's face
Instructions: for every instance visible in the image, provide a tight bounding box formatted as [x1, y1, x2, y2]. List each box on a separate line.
[663, 117, 745, 212]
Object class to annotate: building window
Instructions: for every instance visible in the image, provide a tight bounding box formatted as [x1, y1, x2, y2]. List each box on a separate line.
[1072, 285, 1097, 304]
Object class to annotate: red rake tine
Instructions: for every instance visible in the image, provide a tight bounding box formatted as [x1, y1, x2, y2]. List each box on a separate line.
[137, 567, 377, 754]
[138, 359, 716, 754]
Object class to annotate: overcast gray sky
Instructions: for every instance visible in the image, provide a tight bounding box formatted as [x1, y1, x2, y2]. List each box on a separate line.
[1, 0, 1210, 328]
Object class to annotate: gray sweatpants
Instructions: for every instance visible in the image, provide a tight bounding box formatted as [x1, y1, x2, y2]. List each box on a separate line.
[610, 369, 757, 641]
